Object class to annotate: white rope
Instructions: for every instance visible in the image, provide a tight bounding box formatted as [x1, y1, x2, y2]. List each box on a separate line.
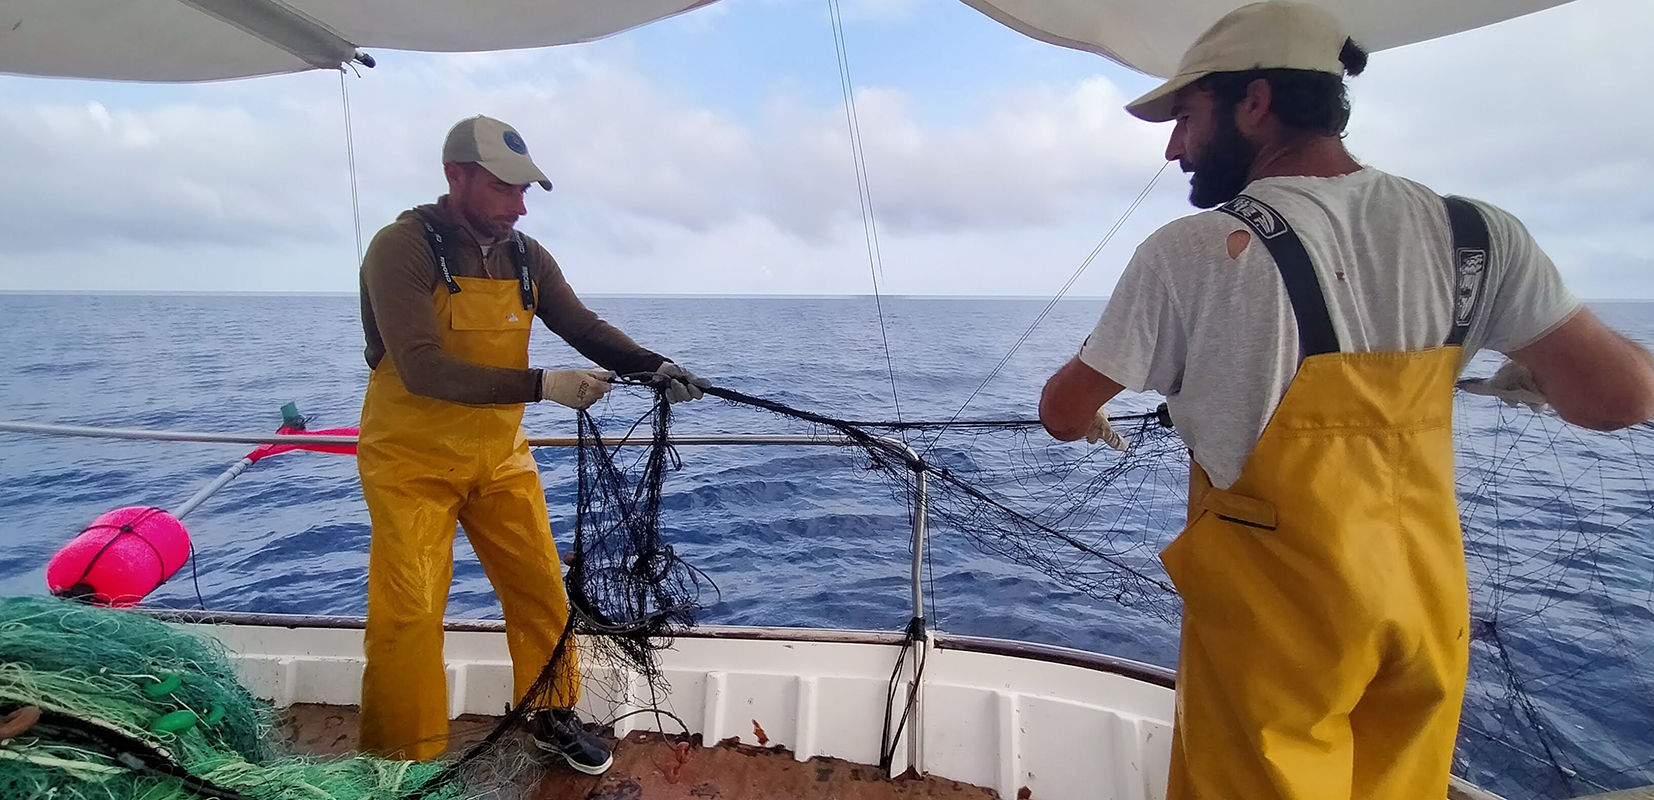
[0, 747, 125, 776]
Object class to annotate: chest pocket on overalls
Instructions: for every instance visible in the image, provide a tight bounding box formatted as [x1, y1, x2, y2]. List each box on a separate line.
[449, 290, 536, 332]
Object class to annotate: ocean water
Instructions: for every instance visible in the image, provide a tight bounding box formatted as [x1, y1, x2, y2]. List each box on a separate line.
[0, 294, 1650, 797]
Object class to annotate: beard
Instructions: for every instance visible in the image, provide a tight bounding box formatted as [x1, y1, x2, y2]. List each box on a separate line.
[480, 216, 517, 240]
[1187, 113, 1258, 209]
[459, 205, 516, 241]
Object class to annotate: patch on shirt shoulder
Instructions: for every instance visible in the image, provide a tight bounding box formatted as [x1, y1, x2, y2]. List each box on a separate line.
[1218, 195, 1289, 239]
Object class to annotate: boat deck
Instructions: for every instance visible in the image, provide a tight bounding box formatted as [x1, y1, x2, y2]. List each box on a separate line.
[278, 704, 1001, 800]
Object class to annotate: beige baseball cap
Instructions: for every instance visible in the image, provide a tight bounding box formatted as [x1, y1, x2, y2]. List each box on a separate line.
[442, 115, 552, 191]
[1124, 1, 1350, 123]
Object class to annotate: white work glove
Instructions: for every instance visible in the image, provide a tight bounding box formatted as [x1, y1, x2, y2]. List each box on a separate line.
[654, 362, 710, 404]
[1460, 360, 1547, 413]
[1085, 410, 1127, 451]
[540, 369, 614, 410]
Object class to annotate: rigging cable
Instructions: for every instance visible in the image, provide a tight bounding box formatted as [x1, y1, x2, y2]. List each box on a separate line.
[340, 70, 365, 267]
[828, 0, 904, 428]
[918, 159, 1171, 459]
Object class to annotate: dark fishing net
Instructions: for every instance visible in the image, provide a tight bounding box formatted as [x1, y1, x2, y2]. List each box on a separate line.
[699, 384, 1188, 620]
[1452, 402, 1654, 798]
[406, 391, 706, 798]
[403, 376, 1651, 800]
[406, 378, 1188, 796]
[565, 396, 710, 687]
[0, 596, 490, 800]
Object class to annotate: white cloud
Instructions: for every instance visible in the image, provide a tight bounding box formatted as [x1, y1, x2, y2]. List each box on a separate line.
[0, 94, 348, 253]
[0, 0, 1648, 298]
[0, 45, 1170, 293]
[754, 79, 1162, 237]
[1343, 0, 1654, 298]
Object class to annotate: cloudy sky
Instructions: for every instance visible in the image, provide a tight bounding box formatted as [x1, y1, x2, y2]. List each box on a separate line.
[0, 0, 1648, 298]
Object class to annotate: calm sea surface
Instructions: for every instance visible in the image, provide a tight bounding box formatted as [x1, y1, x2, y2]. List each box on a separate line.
[1, 294, 1650, 797]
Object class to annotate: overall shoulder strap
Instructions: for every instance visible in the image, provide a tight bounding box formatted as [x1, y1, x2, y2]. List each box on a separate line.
[507, 232, 535, 310]
[412, 210, 463, 295]
[1442, 195, 1492, 347]
[1217, 194, 1340, 357]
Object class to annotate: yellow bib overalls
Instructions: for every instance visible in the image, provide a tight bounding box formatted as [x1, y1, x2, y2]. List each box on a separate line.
[1162, 194, 1491, 800]
[357, 222, 579, 760]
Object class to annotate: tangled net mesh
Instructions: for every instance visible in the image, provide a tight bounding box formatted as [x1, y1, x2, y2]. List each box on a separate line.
[0, 595, 479, 800]
[4, 378, 1649, 800]
[1452, 402, 1654, 798]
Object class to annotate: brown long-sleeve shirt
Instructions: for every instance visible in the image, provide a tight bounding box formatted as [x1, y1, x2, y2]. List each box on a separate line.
[360, 197, 665, 405]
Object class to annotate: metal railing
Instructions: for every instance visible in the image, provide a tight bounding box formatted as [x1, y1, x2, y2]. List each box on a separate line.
[0, 419, 931, 621]
[0, 418, 1518, 796]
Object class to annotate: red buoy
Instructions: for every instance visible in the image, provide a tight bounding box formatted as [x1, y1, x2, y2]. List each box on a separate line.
[46, 506, 191, 607]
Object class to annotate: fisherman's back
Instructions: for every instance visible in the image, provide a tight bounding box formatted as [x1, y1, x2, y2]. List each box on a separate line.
[1080, 167, 1577, 488]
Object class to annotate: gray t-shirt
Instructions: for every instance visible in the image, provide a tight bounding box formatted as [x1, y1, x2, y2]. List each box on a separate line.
[1078, 168, 1579, 488]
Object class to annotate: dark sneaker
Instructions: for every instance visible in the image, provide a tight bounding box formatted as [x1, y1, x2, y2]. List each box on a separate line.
[529, 708, 614, 775]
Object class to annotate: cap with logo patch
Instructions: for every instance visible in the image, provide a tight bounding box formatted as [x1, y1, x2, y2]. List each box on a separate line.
[442, 115, 552, 191]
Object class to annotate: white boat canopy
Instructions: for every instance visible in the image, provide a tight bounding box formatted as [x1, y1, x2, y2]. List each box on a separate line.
[1, 0, 1574, 83]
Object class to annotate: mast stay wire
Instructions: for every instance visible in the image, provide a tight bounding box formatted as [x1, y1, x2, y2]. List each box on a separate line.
[828, 0, 905, 429]
[916, 160, 1171, 460]
[821, 5, 1170, 618]
[339, 70, 365, 267]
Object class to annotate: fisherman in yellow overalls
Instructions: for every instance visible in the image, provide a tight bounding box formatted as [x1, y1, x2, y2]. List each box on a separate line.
[1039, 3, 1654, 799]
[356, 115, 709, 769]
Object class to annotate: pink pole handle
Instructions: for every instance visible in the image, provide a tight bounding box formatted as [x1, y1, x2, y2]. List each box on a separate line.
[245, 427, 359, 463]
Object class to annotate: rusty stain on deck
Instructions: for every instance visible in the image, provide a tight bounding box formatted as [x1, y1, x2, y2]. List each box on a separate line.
[279, 703, 1000, 800]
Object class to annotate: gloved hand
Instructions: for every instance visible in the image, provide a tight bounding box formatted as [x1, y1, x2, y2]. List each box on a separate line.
[654, 362, 710, 404]
[540, 369, 615, 410]
[1085, 410, 1127, 451]
[1460, 360, 1547, 413]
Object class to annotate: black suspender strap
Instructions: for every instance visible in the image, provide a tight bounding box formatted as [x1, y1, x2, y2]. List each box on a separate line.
[1442, 195, 1491, 347]
[415, 212, 535, 309]
[416, 213, 463, 295]
[508, 233, 535, 310]
[1218, 194, 1341, 357]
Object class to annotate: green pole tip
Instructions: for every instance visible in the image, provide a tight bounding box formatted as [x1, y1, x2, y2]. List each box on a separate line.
[280, 402, 306, 431]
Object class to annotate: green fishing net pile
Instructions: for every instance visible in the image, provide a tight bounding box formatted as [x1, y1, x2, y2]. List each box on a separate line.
[0, 596, 471, 800]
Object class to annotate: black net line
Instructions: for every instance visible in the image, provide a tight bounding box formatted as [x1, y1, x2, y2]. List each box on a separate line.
[407, 381, 1652, 800]
[405, 380, 1185, 797]
[1453, 397, 1654, 798]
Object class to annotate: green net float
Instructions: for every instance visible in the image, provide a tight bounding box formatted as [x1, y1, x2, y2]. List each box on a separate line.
[149, 709, 199, 735]
[203, 704, 226, 726]
[141, 674, 183, 699]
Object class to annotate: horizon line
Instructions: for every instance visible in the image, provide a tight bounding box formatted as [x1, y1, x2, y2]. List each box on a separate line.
[0, 290, 1113, 301]
[1, 290, 1651, 304]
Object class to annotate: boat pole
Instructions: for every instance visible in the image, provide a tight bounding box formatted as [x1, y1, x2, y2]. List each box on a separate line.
[172, 405, 358, 520]
[908, 464, 928, 773]
[911, 469, 927, 622]
[171, 457, 257, 521]
[876, 435, 929, 777]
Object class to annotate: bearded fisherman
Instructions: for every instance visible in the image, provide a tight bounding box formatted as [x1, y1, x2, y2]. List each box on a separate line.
[1039, 4, 1654, 799]
[355, 115, 708, 771]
